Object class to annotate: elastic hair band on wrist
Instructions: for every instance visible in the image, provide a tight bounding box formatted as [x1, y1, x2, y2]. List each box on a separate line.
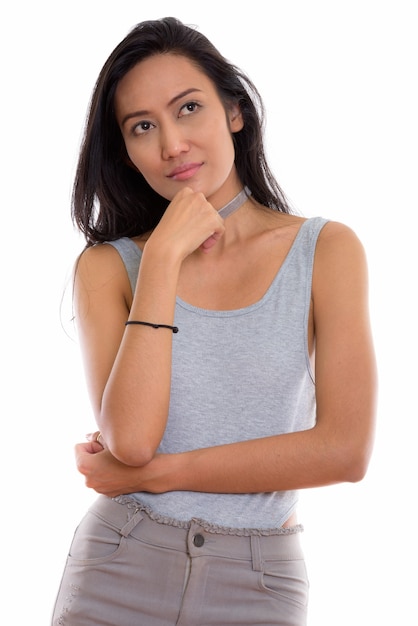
[125, 320, 179, 333]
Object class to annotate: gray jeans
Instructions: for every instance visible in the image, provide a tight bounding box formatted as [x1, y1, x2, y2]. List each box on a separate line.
[52, 495, 309, 625]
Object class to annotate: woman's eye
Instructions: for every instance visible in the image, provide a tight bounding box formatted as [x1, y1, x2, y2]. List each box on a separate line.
[133, 120, 154, 135]
[180, 101, 200, 116]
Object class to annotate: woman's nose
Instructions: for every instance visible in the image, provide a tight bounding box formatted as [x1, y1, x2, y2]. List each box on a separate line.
[160, 124, 189, 159]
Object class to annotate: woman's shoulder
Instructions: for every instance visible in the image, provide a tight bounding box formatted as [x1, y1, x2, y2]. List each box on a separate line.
[313, 220, 369, 292]
[316, 219, 365, 255]
[266, 211, 357, 238]
[79, 236, 143, 263]
[74, 241, 134, 293]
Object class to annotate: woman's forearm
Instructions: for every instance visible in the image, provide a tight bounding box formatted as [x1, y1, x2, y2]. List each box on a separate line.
[88, 417, 371, 497]
[165, 426, 370, 494]
[99, 244, 182, 466]
[85, 190, 225, 467]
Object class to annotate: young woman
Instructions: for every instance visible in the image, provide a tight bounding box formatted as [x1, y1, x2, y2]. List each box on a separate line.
[52, 17, 377, 626]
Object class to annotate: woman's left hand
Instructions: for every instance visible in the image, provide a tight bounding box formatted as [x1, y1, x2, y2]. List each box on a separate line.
[75, 441, 173, 497]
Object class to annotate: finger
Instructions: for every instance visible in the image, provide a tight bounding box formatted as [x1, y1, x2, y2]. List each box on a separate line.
[86, 431, 105, 447]
[200, 232, 223, 252]
[76, 440, 104, 456]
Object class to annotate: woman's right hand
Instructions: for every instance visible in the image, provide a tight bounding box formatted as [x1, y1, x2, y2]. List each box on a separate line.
[147, 187, 226, 259]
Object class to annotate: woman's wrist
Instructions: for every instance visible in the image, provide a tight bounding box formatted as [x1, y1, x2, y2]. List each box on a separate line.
[142, 235, 184, 272]
[151, 452, 189, 493]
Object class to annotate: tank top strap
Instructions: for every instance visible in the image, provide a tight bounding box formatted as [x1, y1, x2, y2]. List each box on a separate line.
[106, 237, 142, 294]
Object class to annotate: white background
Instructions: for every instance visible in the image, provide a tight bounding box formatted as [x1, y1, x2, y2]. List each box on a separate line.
[2, 1, 417, 624]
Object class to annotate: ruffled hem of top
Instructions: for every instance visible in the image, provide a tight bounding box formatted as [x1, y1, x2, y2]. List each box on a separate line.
[112, 495, 304, 537]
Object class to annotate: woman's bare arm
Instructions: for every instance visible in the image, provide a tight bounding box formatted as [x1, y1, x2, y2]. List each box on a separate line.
[74, 188, 225, 466]
[76, 221, 377, 495]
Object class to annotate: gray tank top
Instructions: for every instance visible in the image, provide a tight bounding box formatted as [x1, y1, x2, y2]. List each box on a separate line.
[108, 216, 328, 531]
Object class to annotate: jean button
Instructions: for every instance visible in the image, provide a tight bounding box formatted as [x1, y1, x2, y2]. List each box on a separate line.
[193, 533, 205, 547]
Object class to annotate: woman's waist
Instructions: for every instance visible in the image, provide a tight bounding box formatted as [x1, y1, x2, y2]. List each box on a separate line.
[92, 496, 305, 563]
[118, 490, 301, 535]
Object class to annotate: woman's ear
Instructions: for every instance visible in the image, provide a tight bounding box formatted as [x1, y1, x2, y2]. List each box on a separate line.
[228, 104, 244, 132]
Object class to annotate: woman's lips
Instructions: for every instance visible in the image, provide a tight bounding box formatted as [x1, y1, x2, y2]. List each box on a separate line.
[167, 163, 202, 181]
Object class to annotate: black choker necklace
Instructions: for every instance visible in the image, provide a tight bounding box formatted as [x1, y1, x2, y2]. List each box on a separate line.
[218, 187, 251, 219]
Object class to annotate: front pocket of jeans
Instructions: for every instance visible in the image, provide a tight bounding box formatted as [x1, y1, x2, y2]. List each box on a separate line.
[67, 510, 127, 565]
[259, 559, 309, 607]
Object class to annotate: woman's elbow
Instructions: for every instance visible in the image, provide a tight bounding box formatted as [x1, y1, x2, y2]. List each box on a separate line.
[343, 456, 370, 483]
[108, 436, 157, 467]
[336, 439, 374, 484]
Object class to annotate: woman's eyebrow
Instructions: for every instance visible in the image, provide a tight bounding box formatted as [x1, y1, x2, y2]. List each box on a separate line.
[120, 88, 203, 127]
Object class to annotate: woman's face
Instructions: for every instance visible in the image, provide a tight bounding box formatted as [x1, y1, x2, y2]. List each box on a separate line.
[115, 53, 243, 206]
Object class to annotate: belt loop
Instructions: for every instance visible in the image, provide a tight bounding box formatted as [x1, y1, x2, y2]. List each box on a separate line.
[120, 509, 144, 537]
[250, 535, 263, 572]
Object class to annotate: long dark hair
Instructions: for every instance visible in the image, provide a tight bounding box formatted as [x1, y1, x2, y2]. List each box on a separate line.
[73, 17, 292, 247]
